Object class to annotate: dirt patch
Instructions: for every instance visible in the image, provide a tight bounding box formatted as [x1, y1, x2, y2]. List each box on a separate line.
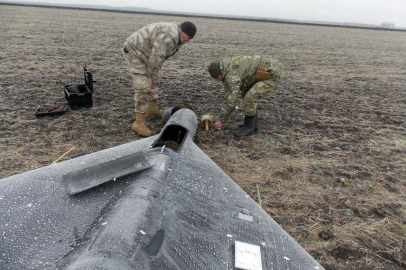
[1, 5, 405, 269]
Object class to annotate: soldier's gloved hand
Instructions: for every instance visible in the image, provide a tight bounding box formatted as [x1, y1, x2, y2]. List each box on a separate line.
[148, 78, 152, 89]
[214, 121, 223, 130]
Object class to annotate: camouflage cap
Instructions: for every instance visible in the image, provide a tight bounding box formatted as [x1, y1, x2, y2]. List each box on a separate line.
[208, 61, 221, 78]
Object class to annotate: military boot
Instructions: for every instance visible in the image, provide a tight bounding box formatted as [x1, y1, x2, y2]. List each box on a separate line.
[239, 112, 259, 133]
[234, 115, 256, 137]
[131, 112, 153, 137]
[146, 100, 165, 118]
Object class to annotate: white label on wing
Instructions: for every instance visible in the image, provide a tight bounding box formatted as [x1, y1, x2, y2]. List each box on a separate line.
[235, 241, 262, 270]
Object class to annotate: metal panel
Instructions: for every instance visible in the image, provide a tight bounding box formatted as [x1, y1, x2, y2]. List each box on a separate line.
[63, 151, 153, 195]
[239, 212, 254, 222]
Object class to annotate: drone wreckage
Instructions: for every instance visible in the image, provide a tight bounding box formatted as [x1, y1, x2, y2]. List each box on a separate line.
[0, 109, 324, 270]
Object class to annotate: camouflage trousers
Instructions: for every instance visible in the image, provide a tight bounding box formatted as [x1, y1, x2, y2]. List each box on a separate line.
[241, 58, 283, 116]
[123, 41, 159, 113]
[129, 74, 160, 113]
[242, 80, 278, 116]
[240, 77, 281, 117]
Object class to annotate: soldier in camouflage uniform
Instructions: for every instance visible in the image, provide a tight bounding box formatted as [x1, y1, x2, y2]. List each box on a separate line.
[208, 55, 283, 137]
[123, 21, 197, 137]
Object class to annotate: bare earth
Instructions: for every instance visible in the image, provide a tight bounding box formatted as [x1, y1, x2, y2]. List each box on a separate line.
[0, 5, 405, 269]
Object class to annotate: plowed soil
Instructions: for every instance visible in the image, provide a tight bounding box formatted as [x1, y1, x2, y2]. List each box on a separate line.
[1, 5, 405, 269]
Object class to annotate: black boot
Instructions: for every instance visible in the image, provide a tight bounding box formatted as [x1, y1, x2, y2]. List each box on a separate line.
[234, 115, 256, 137]
[239, 112, 259, 133]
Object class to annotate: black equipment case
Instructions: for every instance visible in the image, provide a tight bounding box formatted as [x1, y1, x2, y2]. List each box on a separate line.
[64, 68, 94, 109]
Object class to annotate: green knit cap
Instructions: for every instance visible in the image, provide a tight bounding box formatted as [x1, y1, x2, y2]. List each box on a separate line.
[208, 61, 221, 78]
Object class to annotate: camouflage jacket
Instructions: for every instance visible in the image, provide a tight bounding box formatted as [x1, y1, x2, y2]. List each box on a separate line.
[126, 22, 185, 77]
[219, 55, 283, 123]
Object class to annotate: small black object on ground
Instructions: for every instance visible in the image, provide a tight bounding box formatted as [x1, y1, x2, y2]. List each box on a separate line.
[35, 105, 67, 117]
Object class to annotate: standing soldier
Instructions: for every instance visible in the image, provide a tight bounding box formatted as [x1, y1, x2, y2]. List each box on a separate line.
[208, 55, 283, 137]
[123, 21, 197, 137]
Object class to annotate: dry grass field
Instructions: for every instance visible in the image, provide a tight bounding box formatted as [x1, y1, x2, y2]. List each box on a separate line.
[1, 4, 405, 269]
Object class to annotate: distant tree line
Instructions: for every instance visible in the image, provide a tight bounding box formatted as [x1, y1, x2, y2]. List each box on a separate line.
[2, 3, 405, 32]
[380, 22, 395, 29]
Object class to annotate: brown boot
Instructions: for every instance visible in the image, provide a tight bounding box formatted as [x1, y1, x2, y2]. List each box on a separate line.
[146, 100, 165, 118]
[131, 112, 153, 137]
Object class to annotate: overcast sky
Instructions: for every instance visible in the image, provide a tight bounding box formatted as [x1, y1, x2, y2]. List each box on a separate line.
[10, 0, 406, 27]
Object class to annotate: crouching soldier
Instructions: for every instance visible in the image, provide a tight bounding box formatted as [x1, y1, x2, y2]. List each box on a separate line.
[123, 21, 197, 137]
[208, 55, 283, 137]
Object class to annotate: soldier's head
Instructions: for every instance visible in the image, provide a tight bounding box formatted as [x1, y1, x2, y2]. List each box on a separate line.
[208, 61, 223, 81]
[180, 21, 197, 42]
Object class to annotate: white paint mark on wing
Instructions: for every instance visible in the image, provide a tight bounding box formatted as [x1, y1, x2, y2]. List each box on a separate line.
[235, 241, 262, 270]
